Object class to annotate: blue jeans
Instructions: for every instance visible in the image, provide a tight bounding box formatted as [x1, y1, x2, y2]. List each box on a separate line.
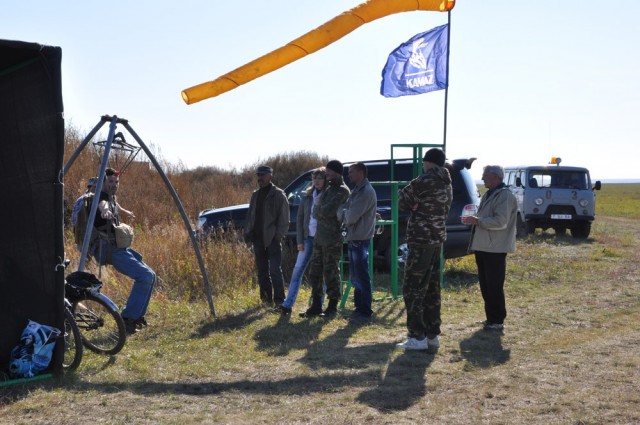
[348, 239, 372, 317]
[253, 238, 285, 304]
[93, 240, 156, 321]
[282, 237, 314, 308]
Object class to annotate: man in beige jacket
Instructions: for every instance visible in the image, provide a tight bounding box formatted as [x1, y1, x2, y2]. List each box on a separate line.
[462, 165, 517, 331]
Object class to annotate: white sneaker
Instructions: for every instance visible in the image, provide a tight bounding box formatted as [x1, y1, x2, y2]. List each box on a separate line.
[396, 337, 428, 350]
[427, 336, 440, 352]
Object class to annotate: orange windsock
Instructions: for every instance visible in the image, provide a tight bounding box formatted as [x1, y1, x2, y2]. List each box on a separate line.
[182, 0, 455, 104]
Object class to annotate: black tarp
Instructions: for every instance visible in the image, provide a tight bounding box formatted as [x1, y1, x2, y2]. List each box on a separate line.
[0, 39, 65, 373]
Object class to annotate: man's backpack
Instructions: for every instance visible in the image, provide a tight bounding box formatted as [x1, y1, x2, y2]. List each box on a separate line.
[74, 194, 98, 247]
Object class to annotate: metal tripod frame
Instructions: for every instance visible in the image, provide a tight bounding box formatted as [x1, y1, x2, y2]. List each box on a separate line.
[62, 115, 215, 316]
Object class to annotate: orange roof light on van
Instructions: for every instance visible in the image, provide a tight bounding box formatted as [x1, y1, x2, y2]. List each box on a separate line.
[550, 157, 562, 166]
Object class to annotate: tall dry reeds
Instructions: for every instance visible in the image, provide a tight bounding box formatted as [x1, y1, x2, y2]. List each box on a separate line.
[63, 124, 328, 303]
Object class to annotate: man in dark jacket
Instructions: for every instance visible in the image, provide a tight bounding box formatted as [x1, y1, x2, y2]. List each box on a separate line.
[244, 165, 290, 306]
[300, 160, 350, 318]
[396, 148, 452, 352]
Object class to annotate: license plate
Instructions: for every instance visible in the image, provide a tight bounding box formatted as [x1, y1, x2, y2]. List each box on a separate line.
[551, 214, 572, 220]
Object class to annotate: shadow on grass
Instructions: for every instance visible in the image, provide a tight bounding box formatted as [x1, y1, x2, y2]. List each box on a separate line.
[1, 303, 430, 413]
[296, 299, 408, 369]
[190, 306, 265, 338]
[48, 368, 385, 399]
[0, 368, 375, 403]
[253, 308, 399, 368]
[0, 373, 81, 405]
[459, 329, 510, 369]
[443, 269, 478, 290]
[45, 343, 432, 413]
[253, 314, 324, 356]
[375, 265, 479, 291]
[357, 350, 435, 412]
[299, 326, 395, 370]
[371, 298, 406, 324]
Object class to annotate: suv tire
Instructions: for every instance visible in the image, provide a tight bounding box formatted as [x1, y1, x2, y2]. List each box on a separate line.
[384, 237, 408, 272]
[570, 222, 591, 239]
[516, 214, 535, 238]
[553, 226, 567, 236]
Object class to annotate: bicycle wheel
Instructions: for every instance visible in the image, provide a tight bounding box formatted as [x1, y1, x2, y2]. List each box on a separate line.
[72, 294, 126, 355]
[63, 308, 83, 371]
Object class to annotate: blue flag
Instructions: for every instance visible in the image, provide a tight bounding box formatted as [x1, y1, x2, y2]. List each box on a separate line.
[380, 24, 449, 98]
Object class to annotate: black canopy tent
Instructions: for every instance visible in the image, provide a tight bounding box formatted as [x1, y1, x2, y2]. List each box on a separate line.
[0, 39, 65, 373]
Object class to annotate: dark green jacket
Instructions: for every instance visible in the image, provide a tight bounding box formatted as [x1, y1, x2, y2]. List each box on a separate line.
[245, 183, 290, 246]
[313, 177, 349, 246]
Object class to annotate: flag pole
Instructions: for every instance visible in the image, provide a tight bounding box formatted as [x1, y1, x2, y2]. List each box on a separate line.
[442, 11, 452, 154]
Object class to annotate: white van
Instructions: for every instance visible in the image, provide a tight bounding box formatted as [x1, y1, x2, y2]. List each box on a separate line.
[504, 158, 601, 238]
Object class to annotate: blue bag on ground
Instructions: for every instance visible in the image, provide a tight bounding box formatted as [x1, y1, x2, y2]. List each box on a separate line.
[9, 320, 61, 378]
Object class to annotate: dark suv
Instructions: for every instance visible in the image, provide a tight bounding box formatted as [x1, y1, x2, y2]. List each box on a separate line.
[196, 158, 480, 267]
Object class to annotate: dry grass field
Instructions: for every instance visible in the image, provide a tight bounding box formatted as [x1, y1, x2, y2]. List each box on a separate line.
[1, 182, 639, 424]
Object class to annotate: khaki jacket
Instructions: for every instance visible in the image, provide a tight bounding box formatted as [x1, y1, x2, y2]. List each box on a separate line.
[245, 184, 290, 247]
[469, 185, 518, 253]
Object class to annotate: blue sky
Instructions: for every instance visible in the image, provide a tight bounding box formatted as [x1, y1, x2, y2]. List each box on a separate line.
[3, 1, 639, 181]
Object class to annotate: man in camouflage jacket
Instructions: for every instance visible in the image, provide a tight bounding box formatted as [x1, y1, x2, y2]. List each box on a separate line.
[300, 160, 350, 318]
[396, 148, 453, 351]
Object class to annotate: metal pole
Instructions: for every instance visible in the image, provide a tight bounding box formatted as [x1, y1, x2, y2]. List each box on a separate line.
[62, 117, 108, 175]
[78, 116, 118, 271]
[390, 182, 399, 298]
[442, 11, 452, 154]
[121, 121, 216, 316]
[436, 12, 453, 289]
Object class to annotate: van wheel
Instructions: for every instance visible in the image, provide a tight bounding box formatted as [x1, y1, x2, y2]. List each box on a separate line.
[570, 222, 591, 238]
[516, 215, 535, 238]
[553, 227, 567, 235]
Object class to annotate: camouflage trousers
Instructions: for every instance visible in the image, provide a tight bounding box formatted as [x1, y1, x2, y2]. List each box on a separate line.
[307, 241, 342, 301]
[402, 243, 442, 339]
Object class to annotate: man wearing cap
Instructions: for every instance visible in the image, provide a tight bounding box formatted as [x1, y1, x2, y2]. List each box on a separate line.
[300, 160, 350, 318]
[244, 165, 290, 307]
[396, 148, 452, 352]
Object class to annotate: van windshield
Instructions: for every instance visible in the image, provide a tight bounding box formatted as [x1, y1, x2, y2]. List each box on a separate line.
[527, 170, 589, 190]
